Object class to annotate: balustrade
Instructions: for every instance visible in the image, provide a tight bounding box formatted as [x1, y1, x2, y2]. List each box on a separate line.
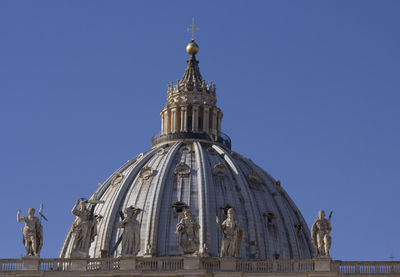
[1, 257, 400, 275]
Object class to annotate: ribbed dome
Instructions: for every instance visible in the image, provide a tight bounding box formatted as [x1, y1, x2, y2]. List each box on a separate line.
[60, 37, 314, 260]
[60, 141, 313, 259]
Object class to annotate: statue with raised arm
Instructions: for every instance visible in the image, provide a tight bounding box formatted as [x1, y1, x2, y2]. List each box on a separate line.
[216, 208, 243, 258]
[175, 208, 200, 255]
[70, 199, 100, 258]
[117, 206, 141, 257]
[17, 208, 43, 256]
[311, 210, 332, 257]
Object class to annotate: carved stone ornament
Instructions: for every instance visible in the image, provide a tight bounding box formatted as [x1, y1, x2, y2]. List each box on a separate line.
[213, 163, 227, 177]
[216, 208, 243, 258]
[263, 212, 275, 224]
[17, 208, 43, 257]
[311, 210, 332, 257]
[139, 166, 154, 180]
[111, 172, 124, 187]
[70, 200, 101, 258]
[174, 162, 191, 176]
[172, 201, 189, 215]
[231, 151, 240, 159]
[117, 206, 141, 257]
[249, 171, 262, 184]
[156, 148, 166, 156]
[175, 208, 200, 255]
[136, 153, 144, 160]
[180, 145, 192, 154]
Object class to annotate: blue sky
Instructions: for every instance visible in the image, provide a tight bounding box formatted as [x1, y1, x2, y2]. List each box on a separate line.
[0, 1, 399, 260]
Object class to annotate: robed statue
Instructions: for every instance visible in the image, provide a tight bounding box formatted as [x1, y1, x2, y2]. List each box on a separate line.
[216, 208, 243, 258]
[117, 206, 141, 257]
[71, 199, 101, 258]
[311, 210, 332, 257]
[175, 209, 200, 255]
[17, 208, 43, 256]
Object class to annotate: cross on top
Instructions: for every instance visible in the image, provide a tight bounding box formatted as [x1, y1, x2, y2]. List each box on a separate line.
[187, 17, 199, 41]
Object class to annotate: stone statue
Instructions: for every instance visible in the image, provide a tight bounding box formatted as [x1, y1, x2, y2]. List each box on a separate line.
[17, 208, 43, 256]
[216, 208, 243, 258]
[311, 210, 332, 257]
[71, 200, 101, 258]
[117, 206, 141, 257]
[175, 208, 200, 255]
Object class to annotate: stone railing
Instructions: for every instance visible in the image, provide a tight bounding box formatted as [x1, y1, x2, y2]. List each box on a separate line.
[1, 257, 400, 276]
[236, 259, 315, 273]
[335, 261, 400, 275]
[0, 260, 22, 272]
[135, 257, 184, 271]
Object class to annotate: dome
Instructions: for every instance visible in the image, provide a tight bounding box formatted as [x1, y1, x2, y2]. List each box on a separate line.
[60, 142, 313, 259]
[59, 38, 314, 260]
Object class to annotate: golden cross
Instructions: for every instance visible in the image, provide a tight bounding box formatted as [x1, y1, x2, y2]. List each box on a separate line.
[187, 17, 199, 41]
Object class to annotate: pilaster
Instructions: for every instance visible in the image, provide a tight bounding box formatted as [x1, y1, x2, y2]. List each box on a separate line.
[181, 106, 188, 132]
[203, 106, 210, 134]
[120, 258, 137, 271]
[171, 107, 177, 133]
[161, 112, 165, 135]
[220, 258, 236, 271]
[70, 259, 87, 271]
[217, 112, 222, 136]
[192, 105, 199, 133]
[212, 109, 217, 136]
[22, 256, 39, 271]
[314, 257, 332, 272]
[164, 110, 170, 134]
[183, 257, 201, 270]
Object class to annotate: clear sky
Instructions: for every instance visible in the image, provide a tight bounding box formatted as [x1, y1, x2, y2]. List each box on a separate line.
[0, 1, 399, 260]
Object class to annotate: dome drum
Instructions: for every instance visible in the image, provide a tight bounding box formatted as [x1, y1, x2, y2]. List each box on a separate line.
[151, 131, 232, 149]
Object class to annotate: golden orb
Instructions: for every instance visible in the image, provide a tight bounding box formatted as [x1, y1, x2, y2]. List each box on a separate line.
[186, 41, 199, 55]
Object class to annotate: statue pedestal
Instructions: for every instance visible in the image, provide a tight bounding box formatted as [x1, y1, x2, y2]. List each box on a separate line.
[120, 258, 137, 271]
[220, 258, 236, 271]
[314, 257, 332, 272]
[183, 256, 201, 270]
[70, 259, 87, 271]
[22, 256, 39, 271]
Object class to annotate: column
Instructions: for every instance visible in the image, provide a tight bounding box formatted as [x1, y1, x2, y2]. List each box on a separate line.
[171, 107, 177, 133]
[180, 106, 187, 132]
[203, 106, 210, 134]
[192, 105, 199, 133]
[212, 109, 217, 136]
[164, 110, 169, 134]
[217, 112, 222, 136]
[160, 112, 164, 135]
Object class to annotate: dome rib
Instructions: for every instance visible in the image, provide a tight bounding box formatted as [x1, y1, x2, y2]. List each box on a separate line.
[145, 142, 182, 256]
[213, 145, 266, 258]
[194, 141, 212, 256]
[100, 149, 158, 256]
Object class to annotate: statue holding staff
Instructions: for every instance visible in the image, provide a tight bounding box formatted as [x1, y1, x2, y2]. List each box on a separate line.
[311, 210, 332, 257]
[117, 206, 141, 257]
[70, 199, 101, 258]
[17, 208, 43, 257]
[216, 208, 243, 258]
